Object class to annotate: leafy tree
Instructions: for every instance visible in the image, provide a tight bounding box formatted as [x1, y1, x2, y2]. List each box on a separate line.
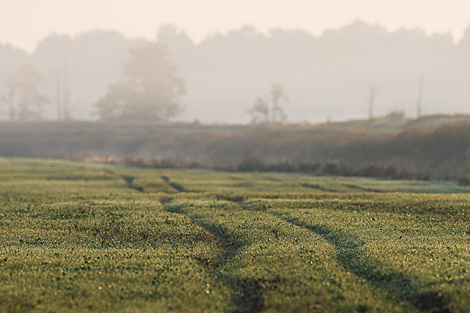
[1, 65, 49, 121]
[94, 44, 185, 123]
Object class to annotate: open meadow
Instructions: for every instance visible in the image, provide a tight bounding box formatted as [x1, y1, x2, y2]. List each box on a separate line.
[0, 157, 469, 312]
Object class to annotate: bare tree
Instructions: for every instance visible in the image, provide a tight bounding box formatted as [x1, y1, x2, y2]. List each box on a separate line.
[247, 96, 269, 124]
[416, 78, 424, 118]
[55, 52, 72, 121]
[367, 84, 381, 119]
[55, 69, 62, 121]
[248, 83, 289, 124]
[62, 54, 72, 121]
[270, 83, 288, 124]
[1, 80, 16, 120]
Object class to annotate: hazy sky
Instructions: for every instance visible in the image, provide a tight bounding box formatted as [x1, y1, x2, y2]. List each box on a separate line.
[1, 0, 470, 52]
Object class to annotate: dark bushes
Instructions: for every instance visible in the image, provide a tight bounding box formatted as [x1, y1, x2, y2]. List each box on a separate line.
[123, 157, 203, 169]
[235, 158, 432, 180]
[237, 158, 267, 172]
[455, 175, 470, 186]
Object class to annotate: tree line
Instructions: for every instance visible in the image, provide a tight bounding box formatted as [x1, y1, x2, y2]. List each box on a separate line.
[2, 43, 292, 124]
[2, 42, 292, 124]
[1, 44, 186, 123]
[1, 38, 425, 124]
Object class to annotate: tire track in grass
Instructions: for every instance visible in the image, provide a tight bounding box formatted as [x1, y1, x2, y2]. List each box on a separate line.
[121, 175, 144, 192]
[161, 176, 187, 192]
[342, 184, 384, 193]
[163, 201, 265, 313]
[301, 183, 339, 192]
[268, 211, 454, 313]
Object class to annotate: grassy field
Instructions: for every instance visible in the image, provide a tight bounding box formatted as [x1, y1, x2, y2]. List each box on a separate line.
[0, 158, 469, 312]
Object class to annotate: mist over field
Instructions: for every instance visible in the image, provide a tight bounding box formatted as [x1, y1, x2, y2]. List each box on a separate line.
[3, 3, 470, 312]
[1, 20, 470, 123]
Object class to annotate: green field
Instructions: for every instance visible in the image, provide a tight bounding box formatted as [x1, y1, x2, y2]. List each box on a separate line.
[0, 158, 469, 312]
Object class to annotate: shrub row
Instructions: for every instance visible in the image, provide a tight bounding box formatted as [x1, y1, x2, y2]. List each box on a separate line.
[237, 158, 432, 181]
[68, 154, 467, 184]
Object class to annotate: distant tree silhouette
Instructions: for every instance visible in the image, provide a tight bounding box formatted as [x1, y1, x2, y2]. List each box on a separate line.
[416, 78, 424, 118]
[367, 84, 381, 119]
[247, 97, 269, 124]
[55, 62, 72, 121]
[94, 44, 185, 123]
[270, 83, 288, 123]
[2, 80, 16, 120]
[1, 65, 49, 120]
[248, 83, 288, 124]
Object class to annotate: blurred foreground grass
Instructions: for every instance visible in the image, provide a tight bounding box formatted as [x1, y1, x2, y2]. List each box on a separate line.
[0, 157, 469, 312]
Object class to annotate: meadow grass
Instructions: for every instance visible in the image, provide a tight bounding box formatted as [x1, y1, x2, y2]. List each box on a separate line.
[0, 157, 469, 312]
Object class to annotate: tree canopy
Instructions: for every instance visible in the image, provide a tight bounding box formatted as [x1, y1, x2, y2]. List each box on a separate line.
[94, 44, 185, 123]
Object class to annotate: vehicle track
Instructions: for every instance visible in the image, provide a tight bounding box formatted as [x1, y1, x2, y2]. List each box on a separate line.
[121, 175, 144, 192]
[161, 176, 187, 192]
[269, 211, 454, 313]
[164, 201, 265, 312]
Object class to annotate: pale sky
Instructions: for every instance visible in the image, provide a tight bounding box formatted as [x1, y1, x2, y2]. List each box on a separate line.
[1, 0, 470, 53]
